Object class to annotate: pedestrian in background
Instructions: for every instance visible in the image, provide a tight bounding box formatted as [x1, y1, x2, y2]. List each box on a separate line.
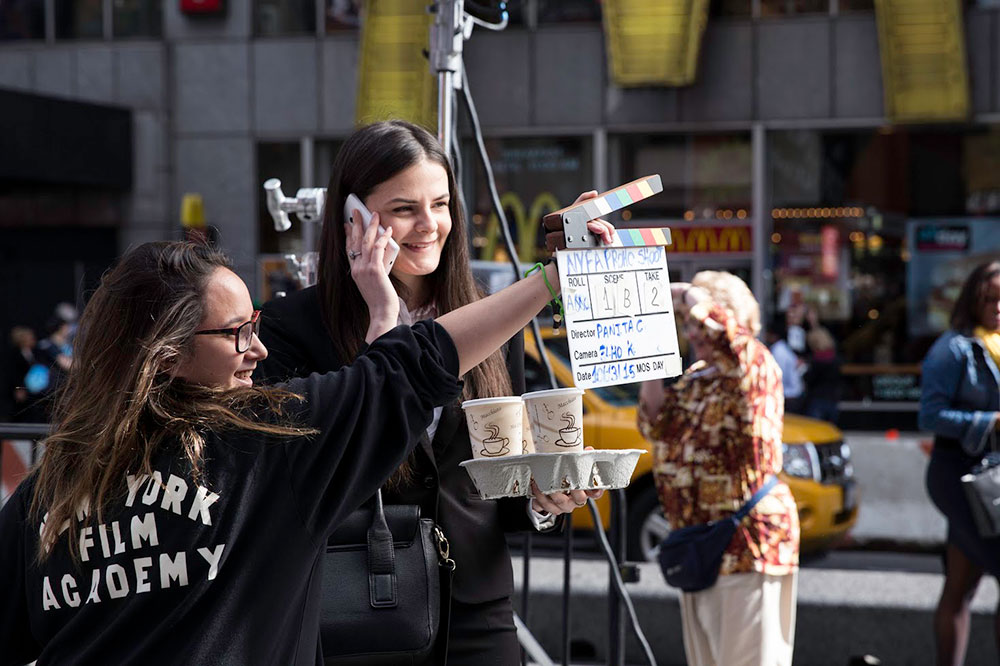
[4, 327, 37, 422]
[768, 316, 806, 415]
[32, 315, 73, 401]
[638, 271, 800, 666]
[920, 259, 1000, 666]
[803, 315, 841, 424]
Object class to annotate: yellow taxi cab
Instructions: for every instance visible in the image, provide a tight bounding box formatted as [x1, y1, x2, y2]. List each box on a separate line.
[524, 327, 858, 561]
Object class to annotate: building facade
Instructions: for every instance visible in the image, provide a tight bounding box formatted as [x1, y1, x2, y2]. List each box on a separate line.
[2, 1, 999, 425]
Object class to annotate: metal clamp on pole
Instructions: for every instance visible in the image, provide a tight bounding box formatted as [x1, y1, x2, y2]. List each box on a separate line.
[263, 178, 327, 231]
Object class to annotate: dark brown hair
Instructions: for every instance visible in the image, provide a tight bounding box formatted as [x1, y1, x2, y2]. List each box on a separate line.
[950, 260, 1000, 332]
[31, 242, 314, 561]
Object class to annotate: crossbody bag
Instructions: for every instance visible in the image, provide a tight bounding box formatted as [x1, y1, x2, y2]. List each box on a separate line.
[657, 476, 779, 593]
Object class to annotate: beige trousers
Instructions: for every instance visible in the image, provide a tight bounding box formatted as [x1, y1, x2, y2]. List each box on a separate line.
[679, 570, 798, 666]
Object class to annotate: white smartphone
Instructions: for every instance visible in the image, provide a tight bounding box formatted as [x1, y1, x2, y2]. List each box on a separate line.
[344, 193, 399, 273]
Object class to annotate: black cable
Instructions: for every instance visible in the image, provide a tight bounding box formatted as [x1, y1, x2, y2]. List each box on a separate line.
[459, 57, 657, 666]
[587, 499, 658, 666]
[459, 63, 558, 390]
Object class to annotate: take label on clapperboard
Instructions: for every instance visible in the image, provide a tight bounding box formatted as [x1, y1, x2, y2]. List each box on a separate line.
[556, 246, 682, 389]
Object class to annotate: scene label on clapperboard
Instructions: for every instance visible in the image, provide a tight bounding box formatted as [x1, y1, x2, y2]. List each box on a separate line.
[547, 175, 683, 390]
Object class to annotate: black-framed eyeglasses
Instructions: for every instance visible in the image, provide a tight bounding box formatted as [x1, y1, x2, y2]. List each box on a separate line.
[194, 310, 261, 353]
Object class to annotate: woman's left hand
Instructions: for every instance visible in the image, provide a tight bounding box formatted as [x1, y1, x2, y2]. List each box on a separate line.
[543, 190, 616, 252]
[528, 445, 605, 515]
[345, 212, 399, 343]
[530, 481, 604, 516]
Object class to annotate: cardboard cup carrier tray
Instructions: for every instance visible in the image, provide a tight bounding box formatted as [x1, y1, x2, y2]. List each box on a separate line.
[459, 449, 645, 500]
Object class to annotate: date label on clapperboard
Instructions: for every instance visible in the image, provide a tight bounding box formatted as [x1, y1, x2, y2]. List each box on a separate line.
[556, 246, 682, 389]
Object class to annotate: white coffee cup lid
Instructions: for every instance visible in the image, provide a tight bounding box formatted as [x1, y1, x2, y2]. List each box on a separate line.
[522, 388, 584, 400]
[461, 396, 523, 410]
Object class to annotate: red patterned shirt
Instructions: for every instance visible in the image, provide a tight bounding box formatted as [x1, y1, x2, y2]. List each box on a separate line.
[638, 301, 800, 577]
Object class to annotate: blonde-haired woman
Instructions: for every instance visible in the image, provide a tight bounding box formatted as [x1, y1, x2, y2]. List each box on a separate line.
[638, 271, 799, 666]
[0, 239, 570, 665]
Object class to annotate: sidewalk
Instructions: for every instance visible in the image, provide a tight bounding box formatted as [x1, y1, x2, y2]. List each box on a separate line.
[514, 430, 997, 665]
[843, 430, 947, 548]
[514, 556, 999, 666]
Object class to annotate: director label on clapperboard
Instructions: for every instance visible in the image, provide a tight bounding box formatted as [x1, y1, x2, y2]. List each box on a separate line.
[556, 245, 683, 390]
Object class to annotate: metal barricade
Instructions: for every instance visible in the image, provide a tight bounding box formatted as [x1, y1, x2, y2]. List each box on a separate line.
[518, 488, 635, 666]
[0, 423, 48, 503]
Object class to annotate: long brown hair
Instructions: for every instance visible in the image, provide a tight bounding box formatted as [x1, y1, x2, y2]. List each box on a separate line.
[317, 120, 511, 401]
[951, 260, 1000, 333]
[31, 242, 314, 561]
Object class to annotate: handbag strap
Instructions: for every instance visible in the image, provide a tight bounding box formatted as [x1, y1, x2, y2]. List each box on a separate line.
[366, 488, 398, 608]
[732, 476, 778, 523]
[434, 561, 454, 665]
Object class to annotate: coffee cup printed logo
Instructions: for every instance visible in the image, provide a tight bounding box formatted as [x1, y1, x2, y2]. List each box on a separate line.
[555, 412, 581, 448]
[480, 423, 511, 457]
[462, 397, 524, 460]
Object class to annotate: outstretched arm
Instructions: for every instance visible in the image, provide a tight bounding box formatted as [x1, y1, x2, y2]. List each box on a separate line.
[437, 263, 560, 376]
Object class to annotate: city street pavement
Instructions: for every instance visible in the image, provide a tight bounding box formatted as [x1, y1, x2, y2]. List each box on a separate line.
[514, 430, 1000, 665]
[514, 556, 999, 666]
[844, 430, 947, 548]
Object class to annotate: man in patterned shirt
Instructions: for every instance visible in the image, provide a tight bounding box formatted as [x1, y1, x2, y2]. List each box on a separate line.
[638, 271, 800, 666]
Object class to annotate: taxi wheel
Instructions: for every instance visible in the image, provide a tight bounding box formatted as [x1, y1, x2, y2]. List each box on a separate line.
[626, 483, 671, 562]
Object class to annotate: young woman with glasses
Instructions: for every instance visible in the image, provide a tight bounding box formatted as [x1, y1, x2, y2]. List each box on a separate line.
[0, 236, 574, 665]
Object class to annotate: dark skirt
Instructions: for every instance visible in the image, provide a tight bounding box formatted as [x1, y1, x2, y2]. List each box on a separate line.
[434, 596, 520, 666]
[926, 446, 1000, 577]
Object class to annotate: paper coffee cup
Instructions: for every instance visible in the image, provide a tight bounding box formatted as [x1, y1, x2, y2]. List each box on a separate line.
[521, 407, 536, 454]
[461, 397, 524, 460]
[522, 388, 585, 453]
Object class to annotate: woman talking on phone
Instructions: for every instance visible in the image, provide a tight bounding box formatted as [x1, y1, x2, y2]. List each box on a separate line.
[0, 239, 572, 665]
[256, 120, 609, 664]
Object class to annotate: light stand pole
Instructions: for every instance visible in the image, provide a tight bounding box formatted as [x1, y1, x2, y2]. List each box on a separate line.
[429, 0, 465, 157]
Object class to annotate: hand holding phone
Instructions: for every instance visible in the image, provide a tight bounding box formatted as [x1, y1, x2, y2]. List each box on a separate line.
[344, 194, 400, 273]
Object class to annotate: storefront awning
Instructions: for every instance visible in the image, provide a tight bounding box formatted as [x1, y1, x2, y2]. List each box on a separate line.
[0, 88, 132, 189]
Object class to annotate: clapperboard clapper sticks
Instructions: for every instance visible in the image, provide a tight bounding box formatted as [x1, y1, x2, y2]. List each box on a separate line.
[542, 175, 671, 249]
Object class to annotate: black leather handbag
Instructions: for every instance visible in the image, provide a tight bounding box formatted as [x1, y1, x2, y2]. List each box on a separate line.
[962, 434, 1000, 538]
[320, 489, 455, 665]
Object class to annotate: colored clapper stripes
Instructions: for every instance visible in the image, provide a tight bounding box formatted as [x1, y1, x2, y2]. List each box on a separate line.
[566, 175, 662, 222]
[543, 174, 669, 247]
[614, 227, 671, 247]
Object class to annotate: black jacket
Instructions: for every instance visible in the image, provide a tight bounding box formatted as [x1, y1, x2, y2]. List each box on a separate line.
[0, 322, 462, 666]
[255, 286, 535, 604]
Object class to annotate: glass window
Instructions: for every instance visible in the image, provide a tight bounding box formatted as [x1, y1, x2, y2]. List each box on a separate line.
[0, 0, 45, 40]
[838, 0, 874, 11]
[255, 0, 316, 36]
[258, 142, 304, 256]
[113, 0, 162, 38]
[711, 0, 752, 17]
[767, 127, 1000, 411]
[500, 0, 601, 26]
[463, 136, 593, 265]
[617, 133, 752, 221]
[536, 0, 600, 23]
[55, 0, 102, 40]
[313, 139, 345, 193]
[759, 0, 829, 16]
[324, 0, 360, 31]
